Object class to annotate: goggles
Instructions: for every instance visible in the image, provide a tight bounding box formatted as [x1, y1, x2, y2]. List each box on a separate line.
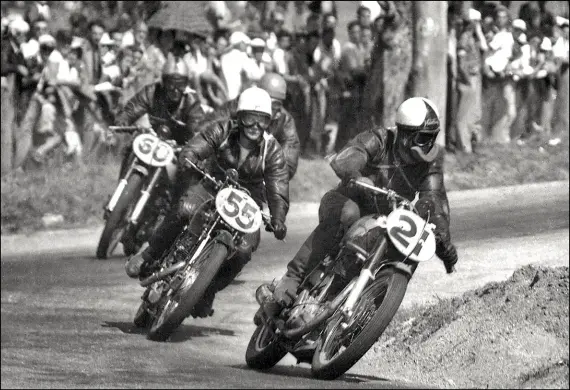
[403, 131, 438, 149]
[239, 111, 271, 130]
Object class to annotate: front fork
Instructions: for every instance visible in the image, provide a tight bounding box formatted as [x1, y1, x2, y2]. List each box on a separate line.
[339, 236, 389, 321]
[105, 157, 163, 227]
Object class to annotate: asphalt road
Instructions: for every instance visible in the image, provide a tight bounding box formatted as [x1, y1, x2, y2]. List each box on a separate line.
[1, 182, 568, 389]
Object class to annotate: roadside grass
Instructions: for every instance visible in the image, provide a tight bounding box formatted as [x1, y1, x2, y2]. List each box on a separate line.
[1, 134, 568, 234]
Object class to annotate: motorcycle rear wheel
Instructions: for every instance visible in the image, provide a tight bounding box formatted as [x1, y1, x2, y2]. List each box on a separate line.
[147, 240, 228, 341]
[245, 323, 288, 370]
[311, 268, 408, 380]
[96, 173, 144, 259]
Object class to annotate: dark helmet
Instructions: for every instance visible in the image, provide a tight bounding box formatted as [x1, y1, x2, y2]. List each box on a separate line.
[258, 72, 287, 101]
[162, 53, 189, 81]
[162, 54, 189, 102]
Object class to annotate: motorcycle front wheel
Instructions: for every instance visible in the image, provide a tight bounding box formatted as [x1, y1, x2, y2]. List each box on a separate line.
[245, 323, 288, 370]
[147, 240, 228, 341]
[311, 268, 409, 380]
[96, 173, 144, 259]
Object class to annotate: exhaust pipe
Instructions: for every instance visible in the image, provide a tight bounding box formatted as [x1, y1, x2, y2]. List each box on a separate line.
[139, 261, 186, 287]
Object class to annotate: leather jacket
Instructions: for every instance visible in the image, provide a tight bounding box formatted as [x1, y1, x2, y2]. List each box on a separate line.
[115, 82, 205, 146]
[182, 119, 290, 224]
[329, 126, 453, 247]
[196, 98, 300, 179]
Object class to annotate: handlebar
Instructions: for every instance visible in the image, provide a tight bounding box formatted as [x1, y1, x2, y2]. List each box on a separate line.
[350, 179, 414, 209]
[108, 125, 141, 133]
[184, 158, 276, 231]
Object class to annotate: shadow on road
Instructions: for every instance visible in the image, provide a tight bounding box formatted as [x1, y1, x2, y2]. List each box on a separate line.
[231, 363, 390, 384]
[101, 321, 236, 342]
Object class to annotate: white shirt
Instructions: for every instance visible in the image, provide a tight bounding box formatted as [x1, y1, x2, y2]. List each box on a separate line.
[46, 50, 71, 83]
[220, 49, 260, 100]
[360, 1, 382, 21]
[272, 47, 288, 75]
[552, 37, 569, 61]
[184, 50, 208, 77]
[486, 30, 514, 73]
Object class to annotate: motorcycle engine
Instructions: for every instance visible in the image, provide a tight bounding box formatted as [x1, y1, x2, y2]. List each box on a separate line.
[285, 290, 326, 329]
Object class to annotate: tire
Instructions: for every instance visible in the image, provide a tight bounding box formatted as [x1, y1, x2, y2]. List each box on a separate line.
[147, 240, 228, 342]
[96, 173, 144, 259]
[245, 323, 288, 370]
[133, 299, 151, 328]
[311, 268, 409, 380]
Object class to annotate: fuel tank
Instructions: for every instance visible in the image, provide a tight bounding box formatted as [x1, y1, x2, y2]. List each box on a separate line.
[341, 214, 387, 254]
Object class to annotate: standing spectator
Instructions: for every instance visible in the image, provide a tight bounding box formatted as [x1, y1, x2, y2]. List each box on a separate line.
[361, 25, 374, 68]
[220, 31, 257, 101]
[69, 12, 88, 48]
[357, 5, 372, 29]
[1, 17, 29, 173]
[481, 5, 516, 144]
[83, 20, 105, 86]
[24, 0, 50, 26]
[335, 20, 366, 151]
[455, 14, 485, 154]
[265, 8, 286, 54]
[550, 17, 569, 145]
[272, 29, 293, 75]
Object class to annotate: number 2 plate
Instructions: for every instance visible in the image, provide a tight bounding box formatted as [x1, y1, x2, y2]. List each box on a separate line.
[215, 188, 262, 234]
[386, 208, 436, 262]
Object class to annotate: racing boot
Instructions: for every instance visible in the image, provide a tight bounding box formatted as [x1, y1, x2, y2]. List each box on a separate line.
[125, 247, 156, 279]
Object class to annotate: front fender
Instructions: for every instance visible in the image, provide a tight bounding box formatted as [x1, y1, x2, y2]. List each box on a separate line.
[213, 229, 235, 251]
[379, 261, 417, 279]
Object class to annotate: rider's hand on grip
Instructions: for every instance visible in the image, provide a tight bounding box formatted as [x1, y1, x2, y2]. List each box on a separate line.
[272, 219, 287, 240]
[178, 148, 195, 169]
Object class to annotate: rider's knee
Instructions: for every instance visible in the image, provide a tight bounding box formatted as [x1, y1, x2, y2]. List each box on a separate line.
[340, 199, 360, 229]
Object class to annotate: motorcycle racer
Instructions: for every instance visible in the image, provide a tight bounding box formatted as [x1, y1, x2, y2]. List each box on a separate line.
[125, 86, 290, 318]
[265, 97, 459, 313]
[114, 53, 205, 176]
[197, 72, 300, 179]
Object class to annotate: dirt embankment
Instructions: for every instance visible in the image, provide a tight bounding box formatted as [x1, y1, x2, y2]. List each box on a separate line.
[361, 265, 569, 389]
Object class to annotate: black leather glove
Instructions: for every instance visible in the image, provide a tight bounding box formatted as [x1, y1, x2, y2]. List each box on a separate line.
[272, 219, 287, 240]
[436, 237, 458, 274]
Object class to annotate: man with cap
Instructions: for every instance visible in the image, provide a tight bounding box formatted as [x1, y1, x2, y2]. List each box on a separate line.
[220, 31, 259, 100]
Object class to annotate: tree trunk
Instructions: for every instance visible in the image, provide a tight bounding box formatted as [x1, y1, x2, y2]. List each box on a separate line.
[362, 1, 414, 130]
[409, 1, 448, 146]
[1, 74, 15, 175]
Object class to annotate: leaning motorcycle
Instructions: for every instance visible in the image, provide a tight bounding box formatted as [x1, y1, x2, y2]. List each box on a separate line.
[96, 123, 179, 259]
[246, 179, 437, 380]
[134, 159, 275, 342]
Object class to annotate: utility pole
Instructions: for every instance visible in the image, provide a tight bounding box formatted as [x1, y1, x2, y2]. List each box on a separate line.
[409, 1, 448, 146]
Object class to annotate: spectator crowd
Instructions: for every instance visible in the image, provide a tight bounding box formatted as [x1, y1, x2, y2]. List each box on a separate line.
[1, 1, 569, 174]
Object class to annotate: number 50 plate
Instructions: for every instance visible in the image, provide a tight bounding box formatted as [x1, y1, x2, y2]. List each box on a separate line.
[386, 208, 436, 262]
[216, 188, 262, 234]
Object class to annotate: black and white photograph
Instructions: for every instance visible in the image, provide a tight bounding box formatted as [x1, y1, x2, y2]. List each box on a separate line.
[1, 1, 568, 388]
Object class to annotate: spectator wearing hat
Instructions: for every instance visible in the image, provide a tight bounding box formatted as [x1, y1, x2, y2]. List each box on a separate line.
[220, 31, 258, 100]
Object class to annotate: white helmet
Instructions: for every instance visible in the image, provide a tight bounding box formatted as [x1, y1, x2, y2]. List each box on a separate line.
[237, 87, 272, 117]
[395, 97, 440, 133]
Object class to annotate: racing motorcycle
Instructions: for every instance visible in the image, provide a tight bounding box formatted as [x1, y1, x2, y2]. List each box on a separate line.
[96, 120, 180, 259]
[133, 158, 275, 342]
[246, 179, 437, 380]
